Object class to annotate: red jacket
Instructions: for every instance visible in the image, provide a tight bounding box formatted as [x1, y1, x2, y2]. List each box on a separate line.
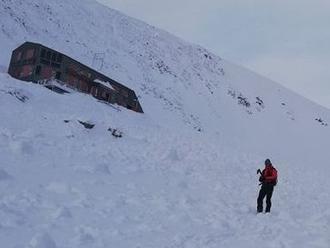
[262, 165, 277, 184]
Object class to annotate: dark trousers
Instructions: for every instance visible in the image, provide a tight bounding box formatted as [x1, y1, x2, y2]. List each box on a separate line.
[257, 184, 274, 212]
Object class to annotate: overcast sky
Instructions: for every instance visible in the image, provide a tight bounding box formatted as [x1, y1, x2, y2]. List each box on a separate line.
[97, 0, 330, 108]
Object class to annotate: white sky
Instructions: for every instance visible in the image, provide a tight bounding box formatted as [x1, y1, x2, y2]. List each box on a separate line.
[97, 0, 330, 108]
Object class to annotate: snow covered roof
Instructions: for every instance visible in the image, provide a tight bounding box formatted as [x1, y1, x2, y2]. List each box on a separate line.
[93, 78, 116, 91]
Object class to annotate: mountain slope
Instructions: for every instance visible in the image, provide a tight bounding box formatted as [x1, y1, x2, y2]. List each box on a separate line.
[1, 0, 330, 247]
[1, 72, 329, 248]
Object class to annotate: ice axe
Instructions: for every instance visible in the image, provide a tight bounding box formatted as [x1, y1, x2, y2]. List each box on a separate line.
[257, 169, 263, 186]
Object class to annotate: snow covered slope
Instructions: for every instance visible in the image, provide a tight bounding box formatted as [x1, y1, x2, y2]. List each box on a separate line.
[1, 0, 330, 247]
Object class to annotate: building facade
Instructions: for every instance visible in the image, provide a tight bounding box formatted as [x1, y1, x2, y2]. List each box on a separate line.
[8, 42, 143, 113]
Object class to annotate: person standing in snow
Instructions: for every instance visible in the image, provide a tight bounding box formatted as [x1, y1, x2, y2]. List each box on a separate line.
[257, 159, 278, 213]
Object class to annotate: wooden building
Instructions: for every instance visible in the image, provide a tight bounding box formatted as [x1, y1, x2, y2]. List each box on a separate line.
[8, 42, 143, 113]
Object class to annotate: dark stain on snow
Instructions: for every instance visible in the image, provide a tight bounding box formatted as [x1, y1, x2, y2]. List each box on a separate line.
[78, 121, 95, 129]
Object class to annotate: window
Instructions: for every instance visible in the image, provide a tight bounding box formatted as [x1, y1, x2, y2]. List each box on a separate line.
[112, 94, 117, 102]
[25, 49, 35, 60]
[117, 95, 124, 104]
[41, 66, 52, 78]
[13, 67, 21, 77]
[46, 51, 51, 60]
[41, 49, 46, 58]
[41, 59, 50, 65]
[121, 90, 129, 98]
[19, 65, 33, 77]
[90, 86, 98, 96]
[51, 52, 56, 61]
[51, 62, 60, 68]
[35, 65, 41, 75]
[16, 52, 22, 62]
[55, 71, 61, 80]
[56, 54, 63, 63]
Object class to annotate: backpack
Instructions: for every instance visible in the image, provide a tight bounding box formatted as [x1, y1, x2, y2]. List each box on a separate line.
[271, 167, 278, 186]
[261, 166, 278, 186]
